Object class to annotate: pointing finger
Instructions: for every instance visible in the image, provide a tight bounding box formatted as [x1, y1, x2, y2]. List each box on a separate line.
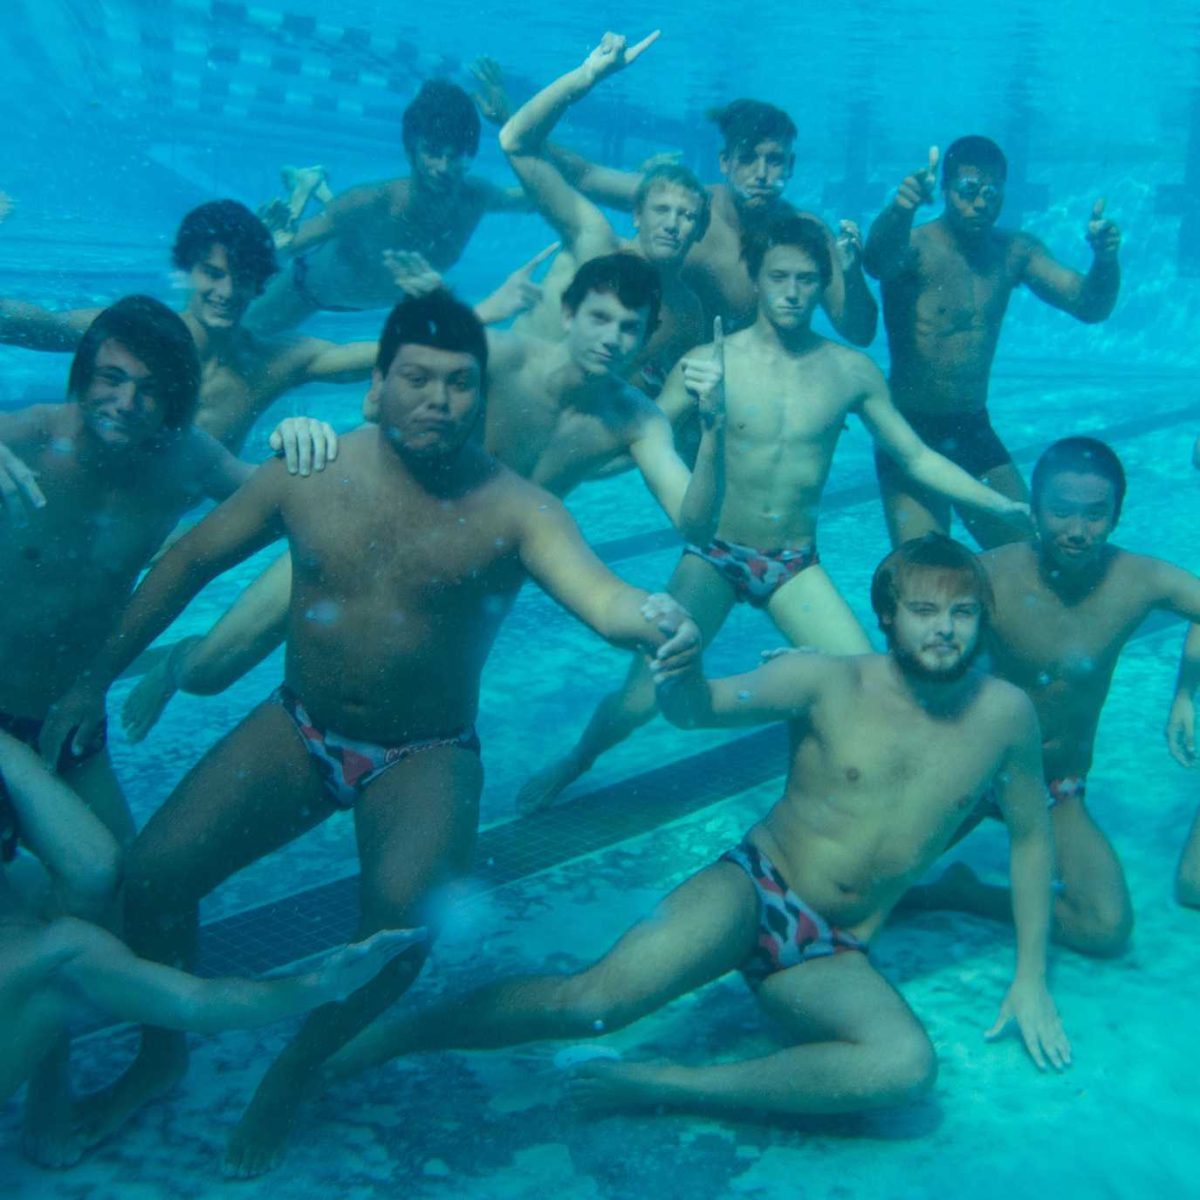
[1092, 197, 1106, 221]
[521, 241, 561, 274]
[712, 315, 724, 360]
[928, 145, 940, 176]
[627, 30, 661, 61]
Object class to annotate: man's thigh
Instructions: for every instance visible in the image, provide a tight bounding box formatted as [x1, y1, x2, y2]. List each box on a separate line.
[767, 564, 872, 654]
[756, 950, 927, 1048]
[875, 457, 951, 547]
[353, 743, 485, 932]
[1052, 797, 1131, 912]
[129, 696, 335, 902]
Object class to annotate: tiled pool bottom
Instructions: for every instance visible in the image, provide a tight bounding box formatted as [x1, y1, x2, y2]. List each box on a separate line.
[2, 730, 1198, 1200]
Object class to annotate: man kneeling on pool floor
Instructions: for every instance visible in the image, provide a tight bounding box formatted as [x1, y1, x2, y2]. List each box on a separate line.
[317, 533, 1068, 1121]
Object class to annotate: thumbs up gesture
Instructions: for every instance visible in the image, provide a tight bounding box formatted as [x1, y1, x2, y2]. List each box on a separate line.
[895, 146, 939, 212]
[1085, 197, 1120, 259]
[682, 317, 726, 429]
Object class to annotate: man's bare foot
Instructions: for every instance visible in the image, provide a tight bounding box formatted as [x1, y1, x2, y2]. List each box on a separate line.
[73, 1038, 188, 1150]
[281, 165, 331, 223]
[223, 1063, 313, 1179]
[22, 1046, 83, 1169]
[566, 1060, 675, 1116]
[898, 861, 983, 914]
[515, 750, 588, 815]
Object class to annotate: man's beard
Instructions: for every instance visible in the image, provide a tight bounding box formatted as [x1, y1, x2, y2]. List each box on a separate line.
[891, 633, 984, 683]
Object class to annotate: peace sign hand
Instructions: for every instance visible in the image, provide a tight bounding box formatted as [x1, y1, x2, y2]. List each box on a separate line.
[470, 57, 511, 127]
[681, 317, 725, 428]
[835, 220, 863, 270]
[582, 30, 661, 85]
[895, 146, 939, 212]
[478, 242, 561, 324]
[1086, 197, 1120, 259]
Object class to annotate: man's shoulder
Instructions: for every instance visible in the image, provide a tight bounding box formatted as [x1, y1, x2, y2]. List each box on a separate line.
[974, 671, 1037, 729]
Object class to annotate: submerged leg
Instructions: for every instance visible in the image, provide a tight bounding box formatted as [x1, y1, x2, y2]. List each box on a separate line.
[516, 553, 737, 813]
[74, 700, 333, 1149]
[569, 951, 935, 1120]
[224, 742, 482, 1178]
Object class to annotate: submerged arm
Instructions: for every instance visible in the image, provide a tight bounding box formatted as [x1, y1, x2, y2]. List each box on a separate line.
[858, 364, 1026, 521]
[0, 300, 100, 351]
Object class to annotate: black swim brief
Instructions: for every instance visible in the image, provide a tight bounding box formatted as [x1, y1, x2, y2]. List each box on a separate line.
[875, 407, 1014, 483]
[0, 771, 18, 864]
[292, 254, 366, 314]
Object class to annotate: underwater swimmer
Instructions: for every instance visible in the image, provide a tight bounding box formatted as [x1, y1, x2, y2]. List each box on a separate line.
[244, 80, 531, 333]
[545, 93, 876, 341]
[904, 439, 1200, 953]
[0, 730, 423, 1148]
[497, 31, 708, 393]
[0, 200, 371, 455]
[863, 137, 1121, 549]
[121, 255, 728, 741]
[320, 535, 1068, 1117]
[518, 214, 1029, 813]
[42, 290, 701, 1177]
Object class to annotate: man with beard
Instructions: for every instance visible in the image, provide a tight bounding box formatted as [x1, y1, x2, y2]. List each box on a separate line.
[905, 439, 1200, 955]
[863, 137, 1121, 549]
[314, 534, 1068, 1119]
[41, 290, 700, 1176]
[547, 91, 876, 342]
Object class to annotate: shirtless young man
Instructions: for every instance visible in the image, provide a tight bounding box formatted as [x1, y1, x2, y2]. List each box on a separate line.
[863, 137, 1122, 549]
[121, 254, 727, 738]
[245, 81, 529, 333]
[550, 89, 876, 343]
[0, 731, 418, 1158]
[0, 201, 373, 455]
[518, 214, 1029, 811]
[318, 535, 1068, 1121]
[41, 291, 701, 1177]
[497, 31, 708, 392]
[905, 439, 1200, 956]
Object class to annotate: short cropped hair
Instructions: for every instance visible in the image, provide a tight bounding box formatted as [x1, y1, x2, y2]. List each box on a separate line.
[375, 289, 488, 380]
[172, 200, 278, 292]
[742, 213, 832, 286]
[634, 164, 712, 242]
[942, 136, 1008, 185]
[1031, 437, 1127, 524]
[402, 80, 481, 159]
[870, 534, 994, 631]
[561, 252, 663, 334]
[708, 99, 796, 153]
[68, 296, 201, 431]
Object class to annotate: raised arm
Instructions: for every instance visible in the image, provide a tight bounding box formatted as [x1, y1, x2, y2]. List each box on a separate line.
[657, 648, 826, 730]
[499, 30, 660, 156]
[516, 488, 698, 667]
[628, 319, 726, 543]
[0, 299, 100, 351]
[863, 146, 939, 282]
[985, 691, 1070, 1071]
[815, 217, 878, 347]
[857, 360, 1028, 523]
[1019, 198, 1121, 324]
[40, 462, 289, 764]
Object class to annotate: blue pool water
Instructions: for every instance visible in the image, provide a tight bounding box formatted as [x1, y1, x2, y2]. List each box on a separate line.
[3, 1, 1200, 1196]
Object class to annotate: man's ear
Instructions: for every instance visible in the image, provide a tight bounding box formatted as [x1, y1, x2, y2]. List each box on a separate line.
[362, 370, 383, 422]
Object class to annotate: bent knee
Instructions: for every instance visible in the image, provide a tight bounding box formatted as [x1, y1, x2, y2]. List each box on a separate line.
[1058, 893, 1133, 957]
[879, 1030, 938, 1103]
